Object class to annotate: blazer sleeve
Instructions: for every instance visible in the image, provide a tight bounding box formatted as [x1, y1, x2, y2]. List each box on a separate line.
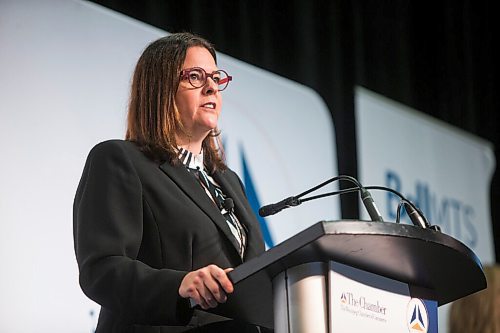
[73, 141, 193, 326]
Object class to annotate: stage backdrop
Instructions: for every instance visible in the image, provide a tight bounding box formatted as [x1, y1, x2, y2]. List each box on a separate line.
[0, 0, 338, 331]
[355, 86, 496, 332]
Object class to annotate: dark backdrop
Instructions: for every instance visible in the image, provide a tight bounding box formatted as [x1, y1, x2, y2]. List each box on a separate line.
[88, 0, 499, 261]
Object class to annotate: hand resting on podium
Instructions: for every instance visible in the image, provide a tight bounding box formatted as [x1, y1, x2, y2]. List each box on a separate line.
[179, 265, 234, 310]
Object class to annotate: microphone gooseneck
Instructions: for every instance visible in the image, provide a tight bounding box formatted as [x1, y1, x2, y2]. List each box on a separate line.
[258, 175, 384, 223]
[258, 175, 353, 217]
[258, 176, 438, 231]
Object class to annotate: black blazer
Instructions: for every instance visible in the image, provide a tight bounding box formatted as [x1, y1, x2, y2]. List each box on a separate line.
[73, 140, 266, 332]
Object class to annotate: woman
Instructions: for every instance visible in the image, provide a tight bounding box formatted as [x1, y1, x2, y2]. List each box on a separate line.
[73, 33, 267, 332]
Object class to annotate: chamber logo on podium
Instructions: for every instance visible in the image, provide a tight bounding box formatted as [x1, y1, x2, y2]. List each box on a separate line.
[338, 290, 387, 323]
[406, 298, 428, 332]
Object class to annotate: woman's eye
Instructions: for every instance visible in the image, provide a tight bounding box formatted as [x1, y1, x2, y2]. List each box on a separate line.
[189, 73, 201, 81]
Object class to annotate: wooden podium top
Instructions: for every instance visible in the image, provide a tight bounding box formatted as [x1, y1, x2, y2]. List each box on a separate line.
[210, 220, 486, 328]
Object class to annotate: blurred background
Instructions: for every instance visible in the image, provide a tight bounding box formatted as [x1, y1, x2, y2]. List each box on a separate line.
[0, 0, 497, 332]
[88, 0, 499, 251]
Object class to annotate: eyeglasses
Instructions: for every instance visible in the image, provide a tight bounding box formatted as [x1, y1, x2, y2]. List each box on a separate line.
[180, 67, 232, 91]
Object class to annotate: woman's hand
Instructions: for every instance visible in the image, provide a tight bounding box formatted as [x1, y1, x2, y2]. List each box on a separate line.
[179, 265, 234, 310]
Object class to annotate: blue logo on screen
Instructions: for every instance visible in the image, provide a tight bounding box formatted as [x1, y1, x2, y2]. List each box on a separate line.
[240, 148, 274, 248]
[222, 138, 274, 248]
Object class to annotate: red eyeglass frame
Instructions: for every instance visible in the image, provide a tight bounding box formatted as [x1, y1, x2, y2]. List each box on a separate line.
[180, 67, 233, 90]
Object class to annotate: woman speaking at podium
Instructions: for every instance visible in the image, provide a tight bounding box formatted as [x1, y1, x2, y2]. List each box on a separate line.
[73, 33, 267, 332]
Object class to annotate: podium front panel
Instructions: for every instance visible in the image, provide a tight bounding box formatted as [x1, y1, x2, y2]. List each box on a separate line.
[329, 261, 438, 333]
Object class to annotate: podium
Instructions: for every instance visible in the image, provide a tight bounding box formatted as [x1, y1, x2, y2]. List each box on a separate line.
[210, 220, 486, 332]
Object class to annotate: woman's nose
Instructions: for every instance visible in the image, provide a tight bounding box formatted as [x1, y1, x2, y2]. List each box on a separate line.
[202, 77, 218, 95]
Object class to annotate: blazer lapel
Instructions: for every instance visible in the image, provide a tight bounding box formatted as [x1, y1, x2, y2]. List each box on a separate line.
[159, 162, 242, 259]
[213, 170, 264, 261]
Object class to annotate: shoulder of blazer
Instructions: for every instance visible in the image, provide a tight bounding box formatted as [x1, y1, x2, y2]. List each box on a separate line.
[87, 139, 156, 167]
[89, 139, 140, 156]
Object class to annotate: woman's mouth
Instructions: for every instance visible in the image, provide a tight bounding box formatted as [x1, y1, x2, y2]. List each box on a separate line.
[201, 102, 216, 109]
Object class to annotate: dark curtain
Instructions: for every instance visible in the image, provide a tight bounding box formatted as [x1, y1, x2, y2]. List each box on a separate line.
[88, 0, 499, 261]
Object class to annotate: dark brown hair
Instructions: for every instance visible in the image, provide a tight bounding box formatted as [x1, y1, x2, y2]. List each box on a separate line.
[126, 32, 226, 172]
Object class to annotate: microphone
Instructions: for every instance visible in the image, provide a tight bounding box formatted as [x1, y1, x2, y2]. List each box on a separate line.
[223, 197, 234, 212]
[403, 202, 431, 229]
[258, 175, 384, 223]
[222, 197, 250, 234]
[259, 175, 354, 218]
[259, 196, 301, 217]
[365, 185, 440, 231]
[258, 176, 438, 230]
[360, 188, 384, 222]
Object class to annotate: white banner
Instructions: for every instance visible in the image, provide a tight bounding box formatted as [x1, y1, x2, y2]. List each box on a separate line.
[355, 86, 496, 332]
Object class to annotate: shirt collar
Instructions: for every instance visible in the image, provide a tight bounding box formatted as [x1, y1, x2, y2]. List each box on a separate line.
[178, 147, 204, 170]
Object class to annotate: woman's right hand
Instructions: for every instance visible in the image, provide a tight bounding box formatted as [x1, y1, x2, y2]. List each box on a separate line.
[178, 265, 234, 310]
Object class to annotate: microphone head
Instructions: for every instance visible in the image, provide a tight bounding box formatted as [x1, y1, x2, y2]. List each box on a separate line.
[360, 188, 384, 222]
[258, 205, 271, 217]
[223, 198, 234, 211]
[404, 202, 429, 228]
